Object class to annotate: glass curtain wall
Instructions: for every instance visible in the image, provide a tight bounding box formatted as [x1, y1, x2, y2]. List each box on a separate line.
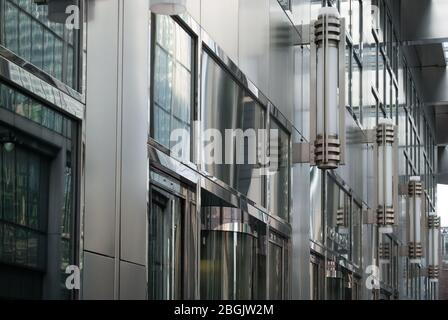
[150, 14, 194, 162]
[148, 170, 198, 300]
[0, 0, 82, 90]
[200, 207, 267, 300]
[0, 82, 77, 299]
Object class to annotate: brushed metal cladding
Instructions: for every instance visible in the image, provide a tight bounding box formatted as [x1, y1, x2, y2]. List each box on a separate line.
[310, 166, 323, 245]
[119, 261, 147, 300]
[84, 0, 119, 257]
[0, 54, 84, 119]
[291, 162, 311, 299]
[294, 45, 310, 141]
[365, 143, 375, 209]
[268, 0, 296, 120]
[201, 0, 239, 64]
[238, 0, 270, 95]
[185, 0, 201, 24]
[361, 224, 376, 300]
[335, 111, 365, 201]
[82, 251, 115, 300]
[120, 0, 149, 267]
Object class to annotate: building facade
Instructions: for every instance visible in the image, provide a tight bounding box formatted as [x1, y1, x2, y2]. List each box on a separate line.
[0, 0, 441, 300]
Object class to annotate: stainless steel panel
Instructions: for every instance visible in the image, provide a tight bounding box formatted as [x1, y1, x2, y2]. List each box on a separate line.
[238, 0, 270, 95]
[335, 110, 365, 201]
[291, 162, 311, 299]
[310, 166, 323, 244]
[294, 46, 310, 142]
[268, 0, 297, 120]
[82, 251, 115, 300]
[361, 224, 377, 299]
[84, 0, 119, 257]
[0, 45, 84, 103]
[185, 0, 201, 24]
[0, 53, 84, 119]
[120, 0, 149, 266]
[201, 0, 239, 63]
[365, 143, 375, 209]
[119, 261, 147, 300]
[149, 146, 200, 184]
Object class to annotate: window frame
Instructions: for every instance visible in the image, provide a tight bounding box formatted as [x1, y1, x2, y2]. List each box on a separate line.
[149, 13, 197, 164]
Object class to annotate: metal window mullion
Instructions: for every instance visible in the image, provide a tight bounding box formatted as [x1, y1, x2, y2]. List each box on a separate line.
[323, 14, 329, 164]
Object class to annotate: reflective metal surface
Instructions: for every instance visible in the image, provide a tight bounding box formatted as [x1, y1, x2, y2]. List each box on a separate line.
[0, 53, 84, 119]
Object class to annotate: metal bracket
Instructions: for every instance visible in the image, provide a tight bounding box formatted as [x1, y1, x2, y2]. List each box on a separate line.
[363, 208, 376, 225]
[294, 24, 311, 45]
[292, 142, 311, 164]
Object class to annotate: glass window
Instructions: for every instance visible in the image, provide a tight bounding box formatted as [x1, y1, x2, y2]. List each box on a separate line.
[268, 232, 288, 300]
[379, 234, 392, 287]
[0, 83, 77, 299]
[351, 0, 362, 52]
[200, 207, 267, 300]
[326, 175, 351, 260]
[269, 241, 283, 299]
[345, 42, 352, 111]
[385, 70, 391, 117]
[339, 0, 351, 39]
[278, 0, 291, 12]
[371, 0, 381, 32]
[1, 0, 82, 91]
[269, 119, 290, 220]
[148, 187, 182, 300]
[352, 202, 362, 266]
[352, 56, 361, 122]
[151, 15, 193, 162]
[0, 144, 49, 270]
[201, 51, 269, 208]
[201, 230, 256, 300]
[0, 83, 71, 138]
[310, 167, 323, 245]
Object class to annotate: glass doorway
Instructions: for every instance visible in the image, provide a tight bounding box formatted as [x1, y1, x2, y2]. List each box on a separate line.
[148, 170, 198, 300]
[200, 205, 267, 300]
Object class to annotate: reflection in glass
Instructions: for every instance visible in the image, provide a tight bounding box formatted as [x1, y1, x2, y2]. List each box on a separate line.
[310, 167, 323, 244]
[269, 120, 290, 220]
[326, 175, 350, 260]
[200, 230, 255, 300]
[0, 143, 48, 270]
[148, 188, 182, 300]
[268, 231, 288, 299]
[0, 83, 70, 137]
[351, 0, 362, 52]
[352, 203, 362, 266]
[269, 240, 283, 299]
[352, 57, 361, 122]
[152, 15, 193, 162]
[201, 51, 267, 207]
[1, 0, 81, 90]
[200, 207, 266, 300]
